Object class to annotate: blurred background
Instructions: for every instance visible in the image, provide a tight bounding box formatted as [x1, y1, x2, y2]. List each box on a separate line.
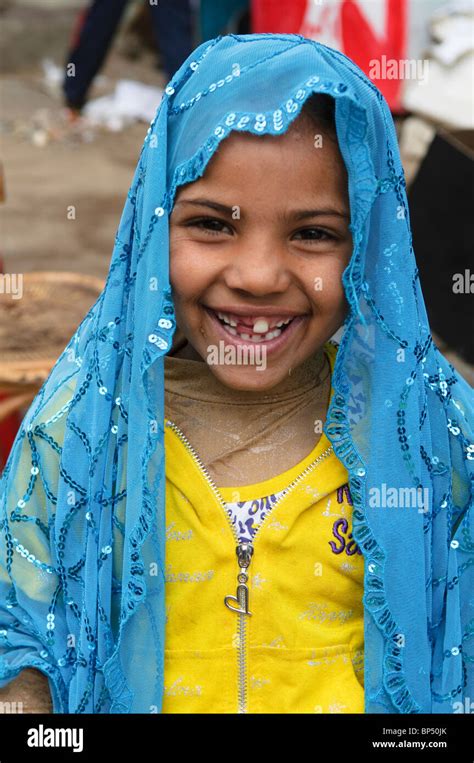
[0, 0, 473, 469]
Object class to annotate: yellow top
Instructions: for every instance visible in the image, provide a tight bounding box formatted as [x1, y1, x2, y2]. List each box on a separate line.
[162, 341, 365, 713]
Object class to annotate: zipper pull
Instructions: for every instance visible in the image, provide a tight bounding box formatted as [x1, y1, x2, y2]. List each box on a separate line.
[224, 542, 254, 616]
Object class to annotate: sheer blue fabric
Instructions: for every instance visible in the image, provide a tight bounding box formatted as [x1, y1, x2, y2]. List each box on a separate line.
[1, 34, 473, 714]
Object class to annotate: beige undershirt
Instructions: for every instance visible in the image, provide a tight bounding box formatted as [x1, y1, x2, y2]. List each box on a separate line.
[164, 336, 331, 487]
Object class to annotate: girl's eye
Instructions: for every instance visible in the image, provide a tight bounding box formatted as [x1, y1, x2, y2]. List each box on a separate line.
[186, 217, 232, 236]
[292, 227, 336, 243]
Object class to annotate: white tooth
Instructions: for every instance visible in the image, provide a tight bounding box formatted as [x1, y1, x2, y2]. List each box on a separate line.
[276, 321, 284, 328]
[240, 333, 251, 340]
[218, 311, 238, 327]
[264, 329, 281, 340]
[250, 335, 264, 343]
[226, 326, 237, 335]
[253, 319, 269, 334]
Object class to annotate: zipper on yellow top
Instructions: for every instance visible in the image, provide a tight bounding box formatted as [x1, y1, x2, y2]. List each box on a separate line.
[165, 418, 333, 714]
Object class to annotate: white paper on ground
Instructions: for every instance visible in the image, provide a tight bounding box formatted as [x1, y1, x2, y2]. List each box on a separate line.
[84, 80, 164, 130]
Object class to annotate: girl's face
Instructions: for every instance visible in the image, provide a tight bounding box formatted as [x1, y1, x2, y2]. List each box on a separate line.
[169, 117, 352, 391]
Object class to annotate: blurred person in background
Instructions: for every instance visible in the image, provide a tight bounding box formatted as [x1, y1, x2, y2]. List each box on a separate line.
[63, 0, 195, 120]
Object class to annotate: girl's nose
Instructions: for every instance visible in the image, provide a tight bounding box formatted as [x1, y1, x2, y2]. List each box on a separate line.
[222, 237, 291, 297]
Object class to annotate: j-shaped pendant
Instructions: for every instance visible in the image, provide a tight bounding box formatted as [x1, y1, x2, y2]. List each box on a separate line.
[224, 543, 254, 616]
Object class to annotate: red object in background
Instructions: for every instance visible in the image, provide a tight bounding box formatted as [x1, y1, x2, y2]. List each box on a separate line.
[341, 0, 407, 112]
[0, 393, 22, 471]
[252, 0, 307, 32]
[0, 255, 23, 472]
[251, 0, 407, 112]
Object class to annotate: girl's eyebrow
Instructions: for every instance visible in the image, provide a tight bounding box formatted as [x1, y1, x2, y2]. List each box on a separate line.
[175, 198, 349, 221]
[293, 208, 349, 221]
[174, 198, 234, 215]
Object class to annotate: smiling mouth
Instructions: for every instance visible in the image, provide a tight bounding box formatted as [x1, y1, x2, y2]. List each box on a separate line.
[204, 307, 301, 343]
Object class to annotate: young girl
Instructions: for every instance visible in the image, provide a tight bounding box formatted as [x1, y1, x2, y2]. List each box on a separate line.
[0, 34, 472, 715]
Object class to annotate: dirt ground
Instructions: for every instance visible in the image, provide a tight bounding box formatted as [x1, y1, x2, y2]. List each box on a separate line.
[0, 2, 165, 281]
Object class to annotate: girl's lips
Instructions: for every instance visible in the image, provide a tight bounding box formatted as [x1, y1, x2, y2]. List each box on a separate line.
[203, 306, 307, 355]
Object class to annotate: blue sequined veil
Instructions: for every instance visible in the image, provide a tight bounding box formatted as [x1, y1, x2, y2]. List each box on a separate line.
[0, 34, 473, 714]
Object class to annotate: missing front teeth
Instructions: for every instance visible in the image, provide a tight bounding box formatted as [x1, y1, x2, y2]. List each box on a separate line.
[214, 311, 294, 341]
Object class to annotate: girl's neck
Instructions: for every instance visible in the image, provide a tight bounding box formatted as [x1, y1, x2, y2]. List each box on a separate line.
[164, 341, 331, 487]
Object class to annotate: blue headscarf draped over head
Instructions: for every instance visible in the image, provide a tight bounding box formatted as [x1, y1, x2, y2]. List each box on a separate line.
[1, 34, 473, 714]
